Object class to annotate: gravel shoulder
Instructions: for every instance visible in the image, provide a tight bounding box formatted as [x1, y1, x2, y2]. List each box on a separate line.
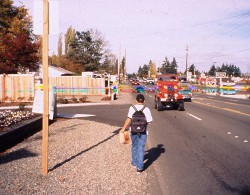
[0, 92, 153, 195]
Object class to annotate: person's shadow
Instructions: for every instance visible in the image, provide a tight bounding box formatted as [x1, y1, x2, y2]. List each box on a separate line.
[144, 144, 165, 170]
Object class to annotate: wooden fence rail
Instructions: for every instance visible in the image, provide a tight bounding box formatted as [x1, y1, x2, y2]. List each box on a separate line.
[0, 74, 105, 102]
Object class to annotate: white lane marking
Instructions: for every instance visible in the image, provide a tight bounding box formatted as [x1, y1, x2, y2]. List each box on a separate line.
[57, 114, 96, 118]
[187, 113, 202, 120]
[57, 102, 109, 107]
[227, 132, 248, 144]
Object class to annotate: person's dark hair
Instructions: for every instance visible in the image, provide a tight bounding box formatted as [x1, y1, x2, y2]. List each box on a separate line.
[136, 94, 145, 103]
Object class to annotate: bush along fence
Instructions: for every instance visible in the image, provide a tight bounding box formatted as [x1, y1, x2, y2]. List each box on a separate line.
[0, 74, 106, 102]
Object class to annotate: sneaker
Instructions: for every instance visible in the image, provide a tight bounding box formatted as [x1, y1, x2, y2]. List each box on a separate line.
[137, 169, 143, 174]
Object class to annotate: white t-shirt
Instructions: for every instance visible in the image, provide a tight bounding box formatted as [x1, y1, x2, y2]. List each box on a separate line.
[127, 104, 153, 123]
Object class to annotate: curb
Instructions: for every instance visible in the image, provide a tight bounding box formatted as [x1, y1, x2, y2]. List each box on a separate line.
[0, 102, 110, 110]
[0, 116, 42, 153]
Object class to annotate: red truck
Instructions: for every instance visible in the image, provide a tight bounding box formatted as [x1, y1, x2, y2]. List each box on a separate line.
[154, 74, 185, 111]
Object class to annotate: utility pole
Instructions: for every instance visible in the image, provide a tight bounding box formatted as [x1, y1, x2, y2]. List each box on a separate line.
[118, 45, 121, 84]
[124, 49, 127, 81]
[186, 46, 188, 80]
[42, 0, 49, 176]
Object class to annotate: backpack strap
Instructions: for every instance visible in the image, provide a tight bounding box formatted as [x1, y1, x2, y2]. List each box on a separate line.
[132, 105, 146, 112]
[131, 105, 138, 112]
[140, 105, 146, 112]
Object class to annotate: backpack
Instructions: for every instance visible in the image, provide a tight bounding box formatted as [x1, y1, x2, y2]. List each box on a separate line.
[130, 105, 148, 133]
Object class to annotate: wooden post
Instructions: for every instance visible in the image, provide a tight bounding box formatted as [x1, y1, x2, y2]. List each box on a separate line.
[42, 0, 49, 176]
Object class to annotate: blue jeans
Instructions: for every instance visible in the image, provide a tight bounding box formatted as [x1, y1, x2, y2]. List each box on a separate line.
[131, 133, 147, 170]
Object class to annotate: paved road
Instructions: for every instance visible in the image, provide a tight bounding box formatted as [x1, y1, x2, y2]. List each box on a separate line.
[58, 91, 250, 195]
[145, 92, 250, 195]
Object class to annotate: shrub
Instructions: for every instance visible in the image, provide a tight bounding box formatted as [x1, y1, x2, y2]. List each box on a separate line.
[57, 96, 69, 104]
[28, 96, 34, 102]
[71, 96, 78, 103]
[17, 97, 25, 102]
[79, 96, 88, 102]
[3, 96, 9, 102]
[101, 96, 111, 101]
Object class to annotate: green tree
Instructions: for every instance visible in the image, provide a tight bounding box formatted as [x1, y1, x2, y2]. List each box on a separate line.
[189, 64, 195, 75]
[209, 63, 241, 77]
[208, 64, 216, 76]
[121, 56, 126, 77]
[66, 30, 107, 71]
[137, 66, 143, 78]
[137, 64, 149, 78]
[170, 57, 178, 74]
[188, 63, 201, 77]
[99, 55, 114, 74]
[160, 57, 171, 73]
[234, 67, 241, 77]
[221, 63, 228, 72]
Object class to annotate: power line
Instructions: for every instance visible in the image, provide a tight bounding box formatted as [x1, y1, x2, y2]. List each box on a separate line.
[213, 48, 250, 58]
[143, 12, 250, 38]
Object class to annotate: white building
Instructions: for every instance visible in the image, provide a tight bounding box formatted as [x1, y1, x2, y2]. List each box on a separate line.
[82, 71, 94, 78]
[39, 65, 73, 78]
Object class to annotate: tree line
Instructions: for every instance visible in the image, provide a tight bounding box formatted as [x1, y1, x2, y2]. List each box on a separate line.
[51, 27, 122, 75]
[135, 57, 178, 78]
[208, 63, 241, 77]
[135, 58, 242, 78]
[0, 0, 242, 78]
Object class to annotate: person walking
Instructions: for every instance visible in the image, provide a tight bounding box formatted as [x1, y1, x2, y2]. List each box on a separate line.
[120, 94, 153, 174]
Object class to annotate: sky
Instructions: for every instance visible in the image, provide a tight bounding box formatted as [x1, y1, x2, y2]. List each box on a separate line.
[14, 0, 250, 74]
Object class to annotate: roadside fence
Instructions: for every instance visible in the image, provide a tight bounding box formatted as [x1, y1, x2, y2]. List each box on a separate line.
[0, 74, 106, 102]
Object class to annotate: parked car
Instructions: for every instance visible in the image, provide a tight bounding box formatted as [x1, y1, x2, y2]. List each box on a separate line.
[132, 79, 140, 85]
[135, 86, 145, 93]
[146, 78, 155, 85]
[178, 89, 192, 102]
